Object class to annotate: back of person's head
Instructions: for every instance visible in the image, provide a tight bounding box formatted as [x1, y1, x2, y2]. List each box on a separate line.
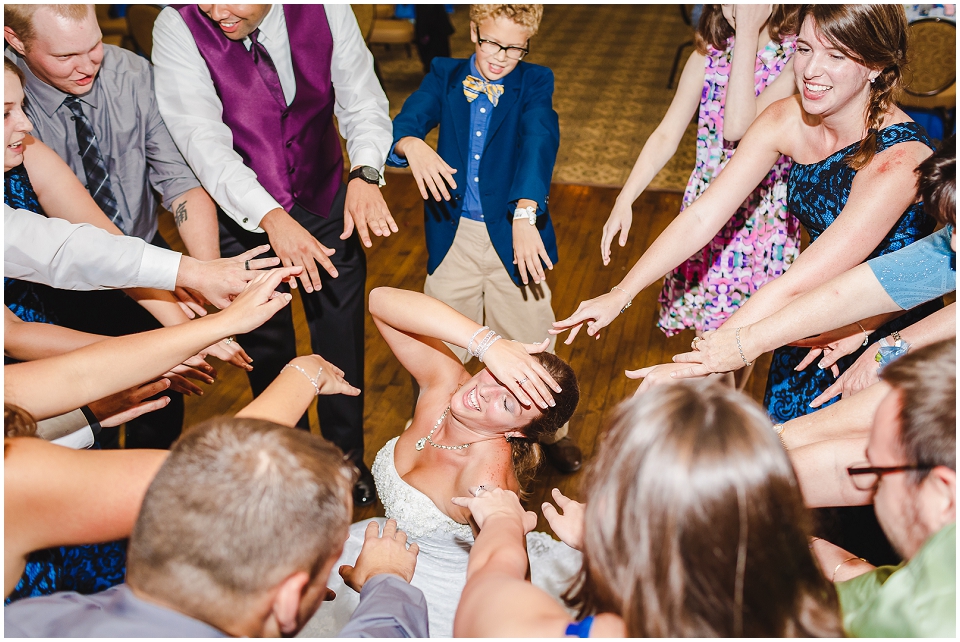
[126, 417, 356, 625]
[565, 381, 842, 637]
[3, 4, 93, 50]
[469, 4, 544, 36]
[510, 351, 579, 488]
[797, 4, 908, 170]
[695, 4, 800, 54]
[881, 338, 956, 481]
[916, 136, 956, 227]
[3, 404, 37, 440]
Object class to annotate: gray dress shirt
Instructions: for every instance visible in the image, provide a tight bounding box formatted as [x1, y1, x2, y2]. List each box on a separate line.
[4, 204, 180, 291]
[4, 576, 428, 638]
[6, 46, 201, 242]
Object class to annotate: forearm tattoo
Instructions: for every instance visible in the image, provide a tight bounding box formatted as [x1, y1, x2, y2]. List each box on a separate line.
[174, 201, 188, 227]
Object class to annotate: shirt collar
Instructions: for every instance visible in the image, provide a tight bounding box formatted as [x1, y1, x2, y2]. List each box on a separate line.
[468, 54, 504, 85]
[12, 53, 100, 117]
[242, 4, 284, 51]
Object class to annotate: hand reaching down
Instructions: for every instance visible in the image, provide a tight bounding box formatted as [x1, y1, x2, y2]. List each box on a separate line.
[340, 519, 420, 593]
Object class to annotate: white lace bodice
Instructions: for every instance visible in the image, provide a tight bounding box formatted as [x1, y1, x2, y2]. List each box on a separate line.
[373, 437, 474, 541]
[301, 437, 582, 638]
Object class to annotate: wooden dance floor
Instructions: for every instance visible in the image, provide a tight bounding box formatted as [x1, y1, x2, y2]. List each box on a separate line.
[164, 174, 772, 529]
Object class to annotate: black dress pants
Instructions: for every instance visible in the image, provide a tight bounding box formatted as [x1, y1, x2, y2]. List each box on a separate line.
[41, 230, 185, 450]
[217, 183, 366, 463]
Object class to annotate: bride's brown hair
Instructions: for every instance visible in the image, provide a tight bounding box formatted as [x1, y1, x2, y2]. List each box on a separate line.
[510, 352, 579, 489]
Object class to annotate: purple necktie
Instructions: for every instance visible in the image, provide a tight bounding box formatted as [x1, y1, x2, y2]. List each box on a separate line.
[249, 29, 286, 108]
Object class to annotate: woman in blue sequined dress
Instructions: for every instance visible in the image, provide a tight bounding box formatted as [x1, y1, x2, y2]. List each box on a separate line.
[554, 5, 939, 422]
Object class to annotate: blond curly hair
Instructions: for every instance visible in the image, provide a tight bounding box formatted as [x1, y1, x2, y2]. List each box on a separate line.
[469, 5, 543, 36]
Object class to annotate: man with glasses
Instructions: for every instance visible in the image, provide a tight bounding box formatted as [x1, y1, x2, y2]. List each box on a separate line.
[811, 338, 955, 637]
[387, 4, 582, 473]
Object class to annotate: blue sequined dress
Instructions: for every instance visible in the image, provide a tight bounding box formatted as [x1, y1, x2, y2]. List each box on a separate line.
[763, 123, 941, 423]
[3, 163, 128, 604]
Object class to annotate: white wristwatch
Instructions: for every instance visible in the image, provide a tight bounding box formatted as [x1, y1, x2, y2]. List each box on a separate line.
[513, 205, 537, 225]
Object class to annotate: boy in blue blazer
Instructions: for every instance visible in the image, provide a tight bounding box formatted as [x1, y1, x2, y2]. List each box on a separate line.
[387, 4, 581, 472]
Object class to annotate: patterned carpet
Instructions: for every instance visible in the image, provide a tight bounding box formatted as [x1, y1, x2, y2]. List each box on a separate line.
[371, 4, 697, 192]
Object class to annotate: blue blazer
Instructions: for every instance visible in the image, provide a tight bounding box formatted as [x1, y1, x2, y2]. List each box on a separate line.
[388, 57, 560, 286]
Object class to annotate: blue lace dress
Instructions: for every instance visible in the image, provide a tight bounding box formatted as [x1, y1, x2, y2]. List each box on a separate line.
[3, 163, 128, 605]
[764, 123, 941, 422]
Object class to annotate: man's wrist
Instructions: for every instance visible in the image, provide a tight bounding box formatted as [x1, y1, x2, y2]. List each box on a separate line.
[258, 207, 289, 235]
[176, 255, 200, 291]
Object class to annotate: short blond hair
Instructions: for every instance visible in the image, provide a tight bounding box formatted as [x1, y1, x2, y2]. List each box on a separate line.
[470, 5, 543, 36]
[4, 4, 93, 49]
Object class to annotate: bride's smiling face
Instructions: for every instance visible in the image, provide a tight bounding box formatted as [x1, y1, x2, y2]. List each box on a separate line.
[450, 369, 540, 435]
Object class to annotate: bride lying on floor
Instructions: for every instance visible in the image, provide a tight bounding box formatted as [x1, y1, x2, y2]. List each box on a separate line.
[301, 287, 582, 638]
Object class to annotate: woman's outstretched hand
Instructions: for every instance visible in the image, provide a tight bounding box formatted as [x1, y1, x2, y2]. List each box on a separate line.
[626, 362, 696, 394]
[482, 338, 560, 410]
[541, 488, 585, 551]
[290, 354, 361, 397]
[671, 327, 755, 378]
[451, 487, 538, 533]
[600, 200, 635, 266]
[550, 289, 632, 345]
[213, 267, 299, 337]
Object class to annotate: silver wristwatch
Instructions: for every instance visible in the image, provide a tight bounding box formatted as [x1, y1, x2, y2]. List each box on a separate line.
[513, 205, 537, 225]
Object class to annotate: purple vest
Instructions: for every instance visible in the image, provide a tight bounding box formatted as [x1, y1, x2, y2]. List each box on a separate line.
[175, 4, 342, 218]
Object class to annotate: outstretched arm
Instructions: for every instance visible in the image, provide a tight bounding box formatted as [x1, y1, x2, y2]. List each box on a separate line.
[554, 99, 787, 344]
[601, 50, 703, 264]
[5, 268, 297, 420]
[369, 287, 560, 409]
[452, 489, 572, 637]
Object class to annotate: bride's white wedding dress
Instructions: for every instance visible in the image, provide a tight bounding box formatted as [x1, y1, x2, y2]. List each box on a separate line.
[299, 436, 582, 638]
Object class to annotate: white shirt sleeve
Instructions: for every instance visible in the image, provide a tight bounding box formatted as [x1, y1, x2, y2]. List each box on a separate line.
[325, 5, 392, 176]
[152, 7, 282, 232]
[4, 204, 180, 291]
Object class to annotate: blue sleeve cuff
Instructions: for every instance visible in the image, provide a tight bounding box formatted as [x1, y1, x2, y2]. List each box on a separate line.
[386, 142, 409, 169]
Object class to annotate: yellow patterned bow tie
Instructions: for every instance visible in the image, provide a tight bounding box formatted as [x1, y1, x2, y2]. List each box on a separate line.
[462, 75, 504, 107]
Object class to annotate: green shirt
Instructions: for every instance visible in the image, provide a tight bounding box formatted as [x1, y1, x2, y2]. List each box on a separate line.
[836, 522, 956, 637]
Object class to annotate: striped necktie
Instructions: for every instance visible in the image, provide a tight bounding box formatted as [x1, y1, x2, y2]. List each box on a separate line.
[462, 75, 504, 107]
[62, 96, 124, 232]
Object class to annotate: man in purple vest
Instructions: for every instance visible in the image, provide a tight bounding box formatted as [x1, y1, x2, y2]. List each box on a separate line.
[153, 4, 395, 505]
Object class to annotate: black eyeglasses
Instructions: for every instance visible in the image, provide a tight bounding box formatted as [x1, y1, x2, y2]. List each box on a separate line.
[475, 26, 529, 60]
[846, 461, 933, 491]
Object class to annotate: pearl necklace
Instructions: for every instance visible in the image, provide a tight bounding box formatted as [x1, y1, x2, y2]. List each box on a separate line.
[415, 406, 501, 451]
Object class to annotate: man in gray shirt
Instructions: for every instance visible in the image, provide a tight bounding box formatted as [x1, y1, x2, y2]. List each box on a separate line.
[4, 418, 429, 638]
[4, 4, 227, 449]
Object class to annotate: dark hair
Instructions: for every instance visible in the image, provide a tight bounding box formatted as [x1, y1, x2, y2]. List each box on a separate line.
[916, 135, 956, 227]
[127, 417, 356, 622]
[511, 352, 579, 488]
[564, 381, 842, 637]
[881, 338, 956, 484]
[797, 5, 909, 170]
[4, 404, 36, 439]
[695, 5, 799, 54]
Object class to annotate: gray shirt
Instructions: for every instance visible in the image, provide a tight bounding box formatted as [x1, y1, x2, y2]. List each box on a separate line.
[7, 46, 201, 242]
[4, 575, 428, 638]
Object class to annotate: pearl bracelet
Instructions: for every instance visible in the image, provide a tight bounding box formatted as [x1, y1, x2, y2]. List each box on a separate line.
[282, 363, 323, 396]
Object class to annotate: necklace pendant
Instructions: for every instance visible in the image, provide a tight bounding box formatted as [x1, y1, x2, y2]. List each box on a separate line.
[415, 437, 426, 451]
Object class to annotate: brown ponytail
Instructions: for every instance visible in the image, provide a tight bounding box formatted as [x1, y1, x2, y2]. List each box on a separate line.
[798, 5, 908, 170]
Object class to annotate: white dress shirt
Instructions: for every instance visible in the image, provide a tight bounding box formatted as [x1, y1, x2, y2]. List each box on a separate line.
[4, 204, 180, 291]
[152, 4, 392, 233]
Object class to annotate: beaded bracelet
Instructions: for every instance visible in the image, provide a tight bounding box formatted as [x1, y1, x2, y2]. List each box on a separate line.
[282, 363, 323, 396]
[735, 327, 753, 366]
[773, 423, 787, 450]
[467, 326, 490, 356]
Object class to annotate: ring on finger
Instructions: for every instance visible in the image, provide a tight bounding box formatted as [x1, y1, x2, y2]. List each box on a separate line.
[517, 377, 529, 385]
[224, 336, 236, 345]
[244, 260, 250, 271]
[691, 337, 703, 351]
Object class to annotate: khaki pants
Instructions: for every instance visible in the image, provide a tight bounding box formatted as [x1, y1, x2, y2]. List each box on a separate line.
[425, 217, 566, 442]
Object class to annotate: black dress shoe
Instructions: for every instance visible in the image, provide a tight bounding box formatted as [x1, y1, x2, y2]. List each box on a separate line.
[542, 436, 583, 474]
[353, 460, 376, 507]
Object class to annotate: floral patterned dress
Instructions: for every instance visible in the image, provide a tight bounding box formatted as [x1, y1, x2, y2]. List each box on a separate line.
[658, 36, 800, 336]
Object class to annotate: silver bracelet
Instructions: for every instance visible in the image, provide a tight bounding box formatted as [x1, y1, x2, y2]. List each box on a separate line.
[855, 321, 869, 347]
[477, 334, 502, 363]
[471, 330, 498, 359]
[282, 363, 323, 396]
[611, 286, 633, 314]
[735, 327, 753, 367]
[467, 326, 489, 356]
